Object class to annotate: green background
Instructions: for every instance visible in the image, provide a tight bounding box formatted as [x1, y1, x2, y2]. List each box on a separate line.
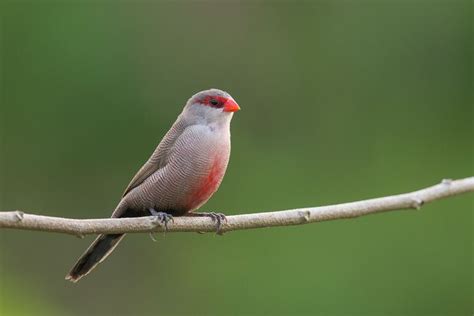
[1, 1, 472, 315]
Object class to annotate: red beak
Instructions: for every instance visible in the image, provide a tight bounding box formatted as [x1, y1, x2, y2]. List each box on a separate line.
[223, 99, 241, 112]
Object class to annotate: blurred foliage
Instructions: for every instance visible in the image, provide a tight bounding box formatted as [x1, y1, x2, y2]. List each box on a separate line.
[0, 1, 472, 316]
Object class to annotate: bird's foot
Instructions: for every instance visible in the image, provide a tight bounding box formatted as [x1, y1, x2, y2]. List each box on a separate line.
[190, 212, 227, 235]
[149, 208, 174, 232]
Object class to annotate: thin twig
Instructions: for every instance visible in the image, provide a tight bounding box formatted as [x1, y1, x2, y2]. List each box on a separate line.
[0, 177, 473, 237]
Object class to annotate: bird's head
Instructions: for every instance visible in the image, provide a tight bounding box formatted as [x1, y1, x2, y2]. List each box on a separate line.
[183, 89, 240, 126]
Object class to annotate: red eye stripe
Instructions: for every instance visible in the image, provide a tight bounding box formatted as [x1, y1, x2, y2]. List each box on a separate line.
[200, 95, 228, 108]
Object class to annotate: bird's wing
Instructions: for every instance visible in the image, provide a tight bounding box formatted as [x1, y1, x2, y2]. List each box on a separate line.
[122, 160, 159, 198]
[122, 117, 187, 197]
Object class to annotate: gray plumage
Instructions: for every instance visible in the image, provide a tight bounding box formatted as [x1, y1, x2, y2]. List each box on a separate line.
[66, 89, 239, 282]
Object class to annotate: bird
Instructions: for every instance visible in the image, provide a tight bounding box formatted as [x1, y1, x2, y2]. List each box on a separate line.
[65, 88, 240, 283]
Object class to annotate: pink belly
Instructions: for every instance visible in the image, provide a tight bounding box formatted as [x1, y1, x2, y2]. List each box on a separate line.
[186, 158, 225, 211]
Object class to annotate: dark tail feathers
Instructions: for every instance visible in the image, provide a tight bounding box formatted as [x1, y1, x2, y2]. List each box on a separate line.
[65, 233, 125, 283]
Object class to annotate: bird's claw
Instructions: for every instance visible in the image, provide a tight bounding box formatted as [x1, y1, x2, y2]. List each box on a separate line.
[149, 209, 174, 231]
[204, 212, 227, 235]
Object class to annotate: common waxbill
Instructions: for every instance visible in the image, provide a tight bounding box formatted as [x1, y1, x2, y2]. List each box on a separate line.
[65, 88, 240, 282]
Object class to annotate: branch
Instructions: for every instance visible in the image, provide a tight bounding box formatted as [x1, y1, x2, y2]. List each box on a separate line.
[1, 177, 473, 237]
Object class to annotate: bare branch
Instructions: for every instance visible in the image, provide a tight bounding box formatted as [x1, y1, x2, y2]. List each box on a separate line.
[0, 177, 473, 237]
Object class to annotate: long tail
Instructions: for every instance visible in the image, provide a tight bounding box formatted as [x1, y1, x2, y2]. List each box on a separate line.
[65, 233, 125, 283]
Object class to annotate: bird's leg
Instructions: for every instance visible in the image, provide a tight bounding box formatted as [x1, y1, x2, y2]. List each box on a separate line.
[187, 212, 227, 235]
[149, 208, 174, 234]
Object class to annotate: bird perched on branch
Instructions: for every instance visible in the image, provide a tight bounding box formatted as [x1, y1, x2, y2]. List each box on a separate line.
[66, 88, 240, 282]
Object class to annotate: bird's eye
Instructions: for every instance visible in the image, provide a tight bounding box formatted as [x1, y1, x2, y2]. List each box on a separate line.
[210, 98, 219, 106]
